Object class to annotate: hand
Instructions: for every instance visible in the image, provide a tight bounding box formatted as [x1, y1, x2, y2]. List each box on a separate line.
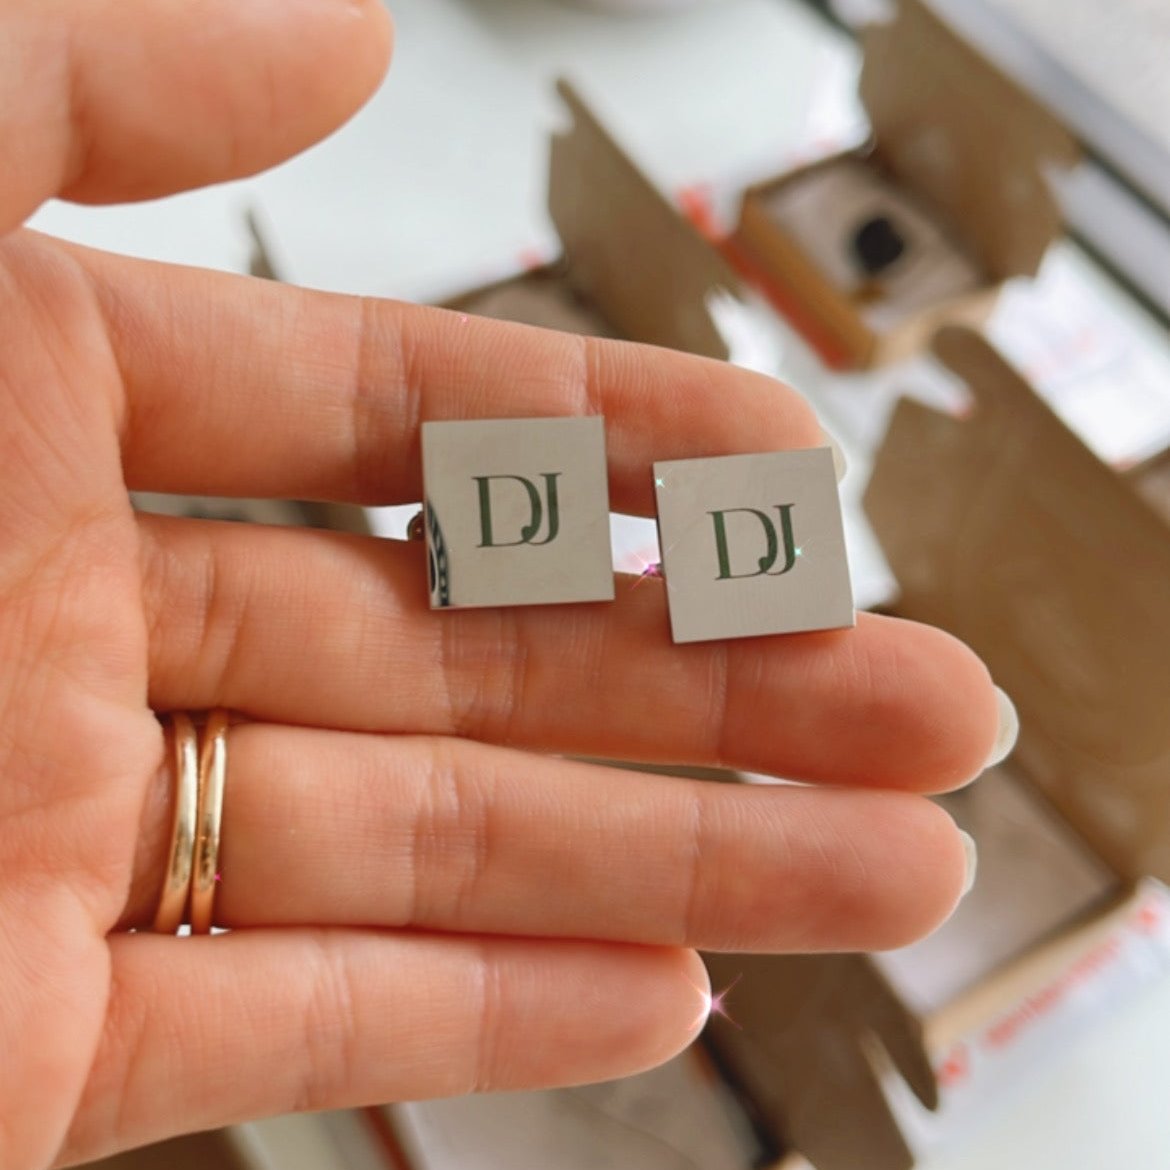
[0, 3, 1002, 1167]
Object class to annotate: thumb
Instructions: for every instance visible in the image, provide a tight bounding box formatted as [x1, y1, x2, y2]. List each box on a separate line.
[1, 0, 393, 234]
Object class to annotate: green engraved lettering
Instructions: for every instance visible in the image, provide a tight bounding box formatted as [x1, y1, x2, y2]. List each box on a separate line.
[710, 505, 797, 579]
[475, 473, 562, 548]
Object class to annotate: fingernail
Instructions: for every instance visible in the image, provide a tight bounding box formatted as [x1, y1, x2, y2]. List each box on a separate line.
[697, 988, 713, 1031]
[958, 830, 978, 896]
[689, 967, 714, 1033]
[823, 428, 848, 482]
[986, 685, 1019, 769]
[957, 685, 1019, 788]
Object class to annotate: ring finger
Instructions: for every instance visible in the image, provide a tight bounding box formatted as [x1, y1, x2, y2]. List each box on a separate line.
[123, 721, 970, 952]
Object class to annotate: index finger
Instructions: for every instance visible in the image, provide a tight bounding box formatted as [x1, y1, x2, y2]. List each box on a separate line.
[70, 241, 824, 511]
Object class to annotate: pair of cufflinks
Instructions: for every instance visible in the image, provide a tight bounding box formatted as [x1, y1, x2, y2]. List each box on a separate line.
[419, 417, 854, 645]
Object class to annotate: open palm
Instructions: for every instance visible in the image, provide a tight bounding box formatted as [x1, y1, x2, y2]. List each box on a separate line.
[0, 4, 1003, 1168]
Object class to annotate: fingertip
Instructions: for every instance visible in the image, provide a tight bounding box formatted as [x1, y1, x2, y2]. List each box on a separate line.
[985, 686, 1020, 770]
[925, 803, 979, 928]
[868, 797, 976, 950]
[351, 0, 397, 91]
[932, 636, 1002, 791]
[739, 368, 825, 454]
[55, 0, 396, 208]
[682, 948, 713, 1036]
[957, 829, 978, 897]
[862, 616, 1003, 794]
[901, 810, 978, 943]
[935, 664, 1010, 793]
[622, 948, 713, 1076]
[495, 944, 715, 1091]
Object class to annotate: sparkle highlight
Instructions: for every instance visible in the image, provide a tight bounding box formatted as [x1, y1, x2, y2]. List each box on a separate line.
[691, 974, 743, 1031]
[708, 975, 743, 1029]
[630, 556, 664, 590]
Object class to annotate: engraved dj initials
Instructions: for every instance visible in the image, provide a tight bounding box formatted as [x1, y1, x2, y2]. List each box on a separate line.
[653, 449, 850, 642]
[475, 473, 562, 548]
[709, 505, 797, 580]
[420, 417, 612, 608]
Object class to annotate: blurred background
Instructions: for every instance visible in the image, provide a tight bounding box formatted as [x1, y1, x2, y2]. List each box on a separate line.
[61, 1, 1170, 1168]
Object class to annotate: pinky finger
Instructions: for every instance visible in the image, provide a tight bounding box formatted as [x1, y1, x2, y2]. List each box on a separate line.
[62, 930, 710, 1166]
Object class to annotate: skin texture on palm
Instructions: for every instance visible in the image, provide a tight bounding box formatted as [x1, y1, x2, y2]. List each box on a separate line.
[0, 3, 997, 1168]
[1, 4, 393, 1164]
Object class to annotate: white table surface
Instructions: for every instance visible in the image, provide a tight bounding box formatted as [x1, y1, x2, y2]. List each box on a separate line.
[27, 1, 1170, 1166]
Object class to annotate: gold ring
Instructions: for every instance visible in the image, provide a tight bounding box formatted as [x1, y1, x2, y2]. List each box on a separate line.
[152, 713, 199, 934]
[190, 710, 230, 934]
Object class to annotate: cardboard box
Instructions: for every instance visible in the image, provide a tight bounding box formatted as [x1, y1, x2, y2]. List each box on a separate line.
[387, 1045, 779, 1170]
[730, 0, 1078, 369]
[702, 327, 1170, 1170]
[80, 1130, 253, 1170]
[445, 81, 746, 363]
[1130, 445, 1170, 527]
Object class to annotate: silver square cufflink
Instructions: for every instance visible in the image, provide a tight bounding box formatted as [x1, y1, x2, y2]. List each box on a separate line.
[653, 448, 855, 643]
[420, 417, 614, 609]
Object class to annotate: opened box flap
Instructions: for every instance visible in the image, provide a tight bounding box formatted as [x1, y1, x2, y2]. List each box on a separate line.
[704, 328, 1169, 1170]
[549, 80, 742, 360]
[860, 0, 1079, 280]
[865, 327, 1170, 884]
[703, 952, 934, 1170]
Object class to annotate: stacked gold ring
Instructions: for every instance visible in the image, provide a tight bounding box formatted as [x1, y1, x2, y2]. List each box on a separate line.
[152, 710, 230, 935]
[152, 714, 199, 933]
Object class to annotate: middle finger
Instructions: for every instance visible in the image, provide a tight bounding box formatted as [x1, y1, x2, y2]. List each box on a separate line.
[138, 512, 999, 791]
